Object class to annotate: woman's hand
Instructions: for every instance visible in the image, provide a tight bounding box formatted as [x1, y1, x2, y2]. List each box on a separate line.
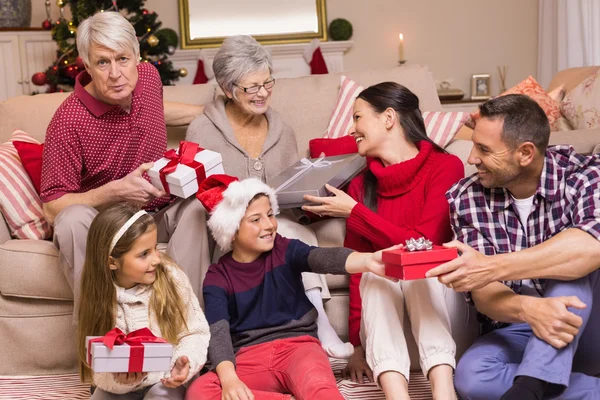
[302, 184, 357, 218]
[220, 375, 254, 400]
[161, 356, 190, 388]
[341, 346, 374, 384]
[113, 372, 146, 385]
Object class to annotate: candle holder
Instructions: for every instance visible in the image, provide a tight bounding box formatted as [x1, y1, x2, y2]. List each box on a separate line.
[398, 60, 407, 66]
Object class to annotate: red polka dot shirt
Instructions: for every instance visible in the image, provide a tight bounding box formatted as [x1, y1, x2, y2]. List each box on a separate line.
[40, 62, 170, 211]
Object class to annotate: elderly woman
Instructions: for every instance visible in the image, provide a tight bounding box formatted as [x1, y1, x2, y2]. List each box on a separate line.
[186, 35, 351, 358]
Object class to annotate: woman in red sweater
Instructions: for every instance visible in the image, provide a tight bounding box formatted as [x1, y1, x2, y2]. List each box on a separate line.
[304, 82, 464, 399]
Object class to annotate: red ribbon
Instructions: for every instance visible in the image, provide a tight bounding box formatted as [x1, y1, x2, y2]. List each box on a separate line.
[87, 327, 168, 372]
[159, 141, 207, 195]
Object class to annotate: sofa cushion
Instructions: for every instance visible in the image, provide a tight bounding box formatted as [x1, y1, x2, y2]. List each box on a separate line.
[324, 75, 364, 139]
[0, 131, 52, 240]
[13, 140, 44, 194]
[0, 239, 72, 300]
[467, 76, 563, 130]
[561, 69, 600, 130]
[422, 111, 469, 148]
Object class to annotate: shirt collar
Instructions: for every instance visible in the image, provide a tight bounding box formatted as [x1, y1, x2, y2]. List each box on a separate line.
[74, 65, 144, 117]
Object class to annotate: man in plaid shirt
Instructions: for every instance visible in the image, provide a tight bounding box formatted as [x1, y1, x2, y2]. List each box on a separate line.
[427, 95, 600, 400]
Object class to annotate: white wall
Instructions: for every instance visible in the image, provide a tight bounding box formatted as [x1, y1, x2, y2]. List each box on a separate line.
[30, 0, 538, 95]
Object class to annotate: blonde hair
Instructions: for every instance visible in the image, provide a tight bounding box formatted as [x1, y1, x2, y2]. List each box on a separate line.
[76, 203, 188, 382]
[77, 11, 140, 67]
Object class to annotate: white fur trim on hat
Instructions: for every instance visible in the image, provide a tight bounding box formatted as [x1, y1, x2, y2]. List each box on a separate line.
[207, 178, 279, 253]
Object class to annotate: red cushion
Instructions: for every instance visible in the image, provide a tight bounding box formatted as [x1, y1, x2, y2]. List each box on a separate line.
[13, 141, 44, 194]
[309, 135, 358, 158]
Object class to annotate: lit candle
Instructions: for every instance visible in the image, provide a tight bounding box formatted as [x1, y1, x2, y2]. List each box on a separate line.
[398, 33, 405, 61]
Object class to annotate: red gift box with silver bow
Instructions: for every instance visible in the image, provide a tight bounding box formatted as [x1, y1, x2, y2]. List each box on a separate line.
[86, 328, 173, 373]
[383, 242, 458, 280]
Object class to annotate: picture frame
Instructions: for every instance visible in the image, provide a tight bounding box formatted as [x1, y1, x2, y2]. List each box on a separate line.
[471, 74, 491, 100]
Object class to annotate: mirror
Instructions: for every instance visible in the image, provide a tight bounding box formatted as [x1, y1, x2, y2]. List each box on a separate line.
[178, 0, 327, 48]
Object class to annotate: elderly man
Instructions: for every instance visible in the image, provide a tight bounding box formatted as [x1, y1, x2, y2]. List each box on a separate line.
[427, 94, 600, 399]
[41, 11, 209, 315]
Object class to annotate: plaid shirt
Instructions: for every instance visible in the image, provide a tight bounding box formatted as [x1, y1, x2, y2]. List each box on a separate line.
[446, 145, 600, 331]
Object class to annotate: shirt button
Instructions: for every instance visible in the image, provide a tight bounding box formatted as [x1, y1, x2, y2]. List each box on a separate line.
[253, 161, 263, 171]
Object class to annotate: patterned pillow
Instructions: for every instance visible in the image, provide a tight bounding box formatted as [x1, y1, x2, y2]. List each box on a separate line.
[0, 130, 52, 239]
[324, 75, 364, 138]
[561, 70, 600, 130]
[466, 76, 563, 130]
[324, 76, 467, 147]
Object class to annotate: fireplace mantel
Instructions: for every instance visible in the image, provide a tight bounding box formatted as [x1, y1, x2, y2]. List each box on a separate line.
[169, 40, 353, 85]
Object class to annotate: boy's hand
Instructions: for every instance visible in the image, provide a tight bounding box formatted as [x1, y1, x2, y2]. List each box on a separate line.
[113, 372, 146, 385]
[221, 375, 254, 400]
[365, 244, 403, 279]
[161, 356, 190, 388]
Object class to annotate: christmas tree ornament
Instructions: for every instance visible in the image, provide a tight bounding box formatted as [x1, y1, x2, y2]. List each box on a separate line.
[32, 72, 48, 86]
[69, 26, 77, 34]
[179, 68, 188, 77]
[167, 46, 175, 55]
[56, 0, 64, 7]
[147, 35, 159, 47]
[42, 19, 52, 30]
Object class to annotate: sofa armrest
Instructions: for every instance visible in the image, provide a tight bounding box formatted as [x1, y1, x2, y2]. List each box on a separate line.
[548, 128, 600, 154]
[0, 213, 10, 244]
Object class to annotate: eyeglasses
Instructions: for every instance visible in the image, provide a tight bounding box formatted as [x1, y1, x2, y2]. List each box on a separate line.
[233, 78, 275, 94]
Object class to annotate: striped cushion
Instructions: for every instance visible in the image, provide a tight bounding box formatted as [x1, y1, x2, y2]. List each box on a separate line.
[0, 130, 52, 239]
[422, 111, 469, 148]
[324, 77, 466, 147]
[324, 75, 364, 138]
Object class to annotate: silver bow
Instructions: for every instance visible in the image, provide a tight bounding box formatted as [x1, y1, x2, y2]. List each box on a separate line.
[405, 237, 433, 251]
[274, 156, 341, 193]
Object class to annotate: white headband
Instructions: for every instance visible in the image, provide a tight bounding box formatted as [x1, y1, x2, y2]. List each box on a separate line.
[109, 210, 148, 254]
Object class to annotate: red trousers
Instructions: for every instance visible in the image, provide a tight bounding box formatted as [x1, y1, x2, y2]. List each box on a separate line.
[186, 336, 343, 400]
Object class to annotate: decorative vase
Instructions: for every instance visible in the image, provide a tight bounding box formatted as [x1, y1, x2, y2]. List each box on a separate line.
[0, 0, 32, 28]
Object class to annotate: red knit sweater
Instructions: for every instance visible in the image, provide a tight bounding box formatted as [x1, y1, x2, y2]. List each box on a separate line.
[344, 141, 464, 346]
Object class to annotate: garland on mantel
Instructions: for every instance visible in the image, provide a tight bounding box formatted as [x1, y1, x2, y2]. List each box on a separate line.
[32, 0, 187, 92]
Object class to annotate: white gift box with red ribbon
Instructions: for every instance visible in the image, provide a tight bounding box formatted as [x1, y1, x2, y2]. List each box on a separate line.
[148, 141, 224, 198]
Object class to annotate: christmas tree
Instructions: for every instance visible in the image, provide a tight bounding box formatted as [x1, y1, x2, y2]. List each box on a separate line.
[32, 0, 187, 92]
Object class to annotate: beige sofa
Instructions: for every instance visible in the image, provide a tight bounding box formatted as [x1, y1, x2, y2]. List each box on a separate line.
[0, 64, 597, 377]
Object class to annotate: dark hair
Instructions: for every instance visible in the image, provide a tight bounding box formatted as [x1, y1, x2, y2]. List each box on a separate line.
[357, 82, 446, 211]
[478, 94, 550, 150]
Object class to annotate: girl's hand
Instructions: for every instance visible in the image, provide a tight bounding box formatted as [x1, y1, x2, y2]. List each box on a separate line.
[161, 356, 190, 388]
[113, 372, 146, 385]
[221, 375, 254, 400]
[302, 184, 357, 218]
[341, 345, 374, 384]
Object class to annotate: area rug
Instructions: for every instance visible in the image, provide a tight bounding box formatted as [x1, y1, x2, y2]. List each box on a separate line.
[0, 359, 432, 399]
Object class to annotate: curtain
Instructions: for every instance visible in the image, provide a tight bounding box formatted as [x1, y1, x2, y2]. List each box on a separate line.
[538, 0, 600, 88]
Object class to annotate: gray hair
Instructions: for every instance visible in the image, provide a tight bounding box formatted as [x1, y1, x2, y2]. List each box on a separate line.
[213, 35, 272, 97]
[77, 11, 140, 67]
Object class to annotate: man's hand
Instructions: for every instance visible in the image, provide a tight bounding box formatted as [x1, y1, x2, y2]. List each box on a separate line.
[113, 162, 167, 206]
[113, 372, 146, 385]
[426, 240, 496, 292]
[341, 345, 374, 384]
[520, 295, 586, 348]
[161, 356, 189, 388]
[220, 375, 254, 400]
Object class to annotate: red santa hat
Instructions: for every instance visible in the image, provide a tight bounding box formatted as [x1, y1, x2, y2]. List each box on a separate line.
[303, 38, 329, 75]
[196, 174, 279, 252]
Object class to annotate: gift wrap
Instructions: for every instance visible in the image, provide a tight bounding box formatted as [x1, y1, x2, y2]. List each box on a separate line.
[383, 238, 458, 280]
[148, 141, 224, 198]
[270, 154, 366, 208]
[86, 328, 173, 373]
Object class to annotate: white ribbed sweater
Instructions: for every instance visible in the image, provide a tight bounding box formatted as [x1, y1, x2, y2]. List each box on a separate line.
[92, 264, 210, 394]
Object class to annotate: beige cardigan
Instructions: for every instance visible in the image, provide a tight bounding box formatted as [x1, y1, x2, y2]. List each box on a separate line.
[92, 264, 210, 394]
[185, 96, 299, 185]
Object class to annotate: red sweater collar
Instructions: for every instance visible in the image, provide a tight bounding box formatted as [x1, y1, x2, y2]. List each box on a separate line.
[368, 141, 436, 196]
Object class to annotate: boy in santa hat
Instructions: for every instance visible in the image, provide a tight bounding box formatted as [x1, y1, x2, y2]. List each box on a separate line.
[186, 174, 398, 400]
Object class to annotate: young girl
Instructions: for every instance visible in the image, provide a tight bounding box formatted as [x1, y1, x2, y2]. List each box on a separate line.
[186, 174, 399, 400]
[76, 203, 210, 400]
